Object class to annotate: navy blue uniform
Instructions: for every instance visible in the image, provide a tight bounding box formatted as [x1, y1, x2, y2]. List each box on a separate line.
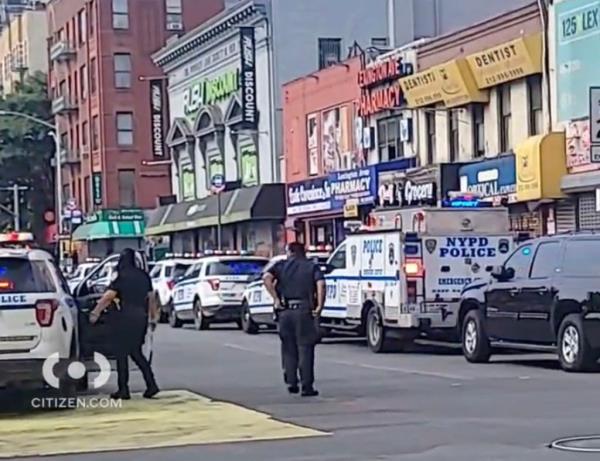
[268, 256, 324, 390]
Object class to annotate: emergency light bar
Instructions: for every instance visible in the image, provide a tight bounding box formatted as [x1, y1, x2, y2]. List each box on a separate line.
[204, 250, 253, 256]
[307, 244, 333, 252]
[85, 257, 102, 263]
[0, 232, 34, 243]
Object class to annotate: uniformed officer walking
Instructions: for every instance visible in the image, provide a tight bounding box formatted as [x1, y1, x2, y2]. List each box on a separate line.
[263, 242, 325, 397]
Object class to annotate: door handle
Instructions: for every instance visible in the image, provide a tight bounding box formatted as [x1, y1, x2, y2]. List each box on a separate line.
[509, 288, 521, 296]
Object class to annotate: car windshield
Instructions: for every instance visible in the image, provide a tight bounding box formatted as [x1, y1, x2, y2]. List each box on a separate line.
[150, 264, 161, 278]
[0, 258, 56, 293]
[206, 259, 267, 276]
[172, 263, 191, 278]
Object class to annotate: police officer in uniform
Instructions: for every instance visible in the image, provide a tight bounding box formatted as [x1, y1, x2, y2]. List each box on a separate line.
[264, 242, 326, 397]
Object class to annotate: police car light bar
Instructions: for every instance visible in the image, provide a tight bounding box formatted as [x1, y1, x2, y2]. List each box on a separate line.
[307, 244, 333, 252]
[0, 232, 34, 243]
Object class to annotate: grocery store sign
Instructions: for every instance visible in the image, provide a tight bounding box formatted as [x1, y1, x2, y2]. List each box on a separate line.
[183, 69, 240, 118]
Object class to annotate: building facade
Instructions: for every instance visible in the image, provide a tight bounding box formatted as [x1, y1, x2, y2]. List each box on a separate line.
[550, 0, 600, 232]
[47, 0, 224, 253]
[0, 7, 47, 95]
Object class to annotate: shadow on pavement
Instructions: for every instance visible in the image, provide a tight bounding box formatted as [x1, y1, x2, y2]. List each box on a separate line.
[493, 357, 600, 372]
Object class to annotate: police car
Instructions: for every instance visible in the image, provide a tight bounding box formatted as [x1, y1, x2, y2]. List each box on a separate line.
[170, 251, 268, 330]
[321, 204, 525, 352]
[241, 247, 332, 334]
[0, 233, 79, 396]
[66, 259, 100, 292]
[150, 254, 199, 322]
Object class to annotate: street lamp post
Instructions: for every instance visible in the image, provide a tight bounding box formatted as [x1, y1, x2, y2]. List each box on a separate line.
[0, 110, 62, 254]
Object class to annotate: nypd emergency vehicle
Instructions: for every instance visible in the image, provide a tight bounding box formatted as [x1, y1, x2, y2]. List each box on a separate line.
[320, 204, 522, 352]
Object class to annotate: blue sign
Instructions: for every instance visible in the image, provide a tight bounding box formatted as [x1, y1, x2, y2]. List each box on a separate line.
[458, 155, 515, 200]
[555, 0, 600, 121]
[287, 166, 378, 216]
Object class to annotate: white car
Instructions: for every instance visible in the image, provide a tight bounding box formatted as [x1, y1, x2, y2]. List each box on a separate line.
[66, 261, 99, 292]
[241, 253, 330, 334]
[0, 234, 78, 396]
[170, 253, 268, 330]
[150, 256, 198, 322]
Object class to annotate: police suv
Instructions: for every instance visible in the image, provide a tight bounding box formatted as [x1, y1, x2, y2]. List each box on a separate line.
[170, 252, 268, 330]
[241, 246, 332, 334]
[0, 233, 79, 396]
[321, 205, 522, 352]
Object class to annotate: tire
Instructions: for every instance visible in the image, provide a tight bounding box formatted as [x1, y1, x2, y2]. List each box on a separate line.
[193, 299, 210, 330]
[169, 304, 182, 329]
[241, 302, 259, 334]
[557, 314, 596, 372]
[462, 310, 491, 363]
[366, 305, 394, 353]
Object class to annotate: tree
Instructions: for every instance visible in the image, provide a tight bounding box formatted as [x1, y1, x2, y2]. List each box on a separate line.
[0, 72, 55, 240]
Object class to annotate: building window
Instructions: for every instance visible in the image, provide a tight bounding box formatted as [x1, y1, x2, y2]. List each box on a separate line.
[112, 0, 129, 30]
[90, 57, 97, 94]
[118, 169, 136, 207]
[318, 38, 341, 69]
[92, 115, 99, 150]
[426, 111, 436, 165]
[166, 0, 183, 31]
[528, 75, 543, 136]
[80, 65, 87, 100]
[113, 53, 131, 88]
[84, 176, 90, 212]
[89, 0, 95, 36]
[377, 117, 404, 162]
[498, 84, 512, 152]
[472, 104, 485, 157]
[116, 112, 134, 146]
[78, 9, 86, 45]
[82, 121, 88, 148]
[448, 110, 459, 162]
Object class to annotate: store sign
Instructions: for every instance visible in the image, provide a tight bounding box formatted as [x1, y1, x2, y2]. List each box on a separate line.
[287, 166, 377, 216]
[149, 79, 166, 159]
[183, 70, 240, 117]
[92, 173, 102, 206]
[458, 155, 516, 202]
[86, 209, 144, 223]
[357, 55, 413, 117]
[466, 34, 542, 89]
[239, 27, 257, 130]
[378, 171, 437, 208]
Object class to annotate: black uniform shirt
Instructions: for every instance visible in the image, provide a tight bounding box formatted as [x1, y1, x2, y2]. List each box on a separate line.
[268, 256, 324, 304]
[109, 268, 153, 319]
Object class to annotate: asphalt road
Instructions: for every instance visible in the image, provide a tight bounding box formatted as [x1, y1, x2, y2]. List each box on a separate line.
[9, 324, 600, 460]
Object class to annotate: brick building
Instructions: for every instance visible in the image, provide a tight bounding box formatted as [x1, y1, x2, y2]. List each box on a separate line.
[47, 0, 224, 219]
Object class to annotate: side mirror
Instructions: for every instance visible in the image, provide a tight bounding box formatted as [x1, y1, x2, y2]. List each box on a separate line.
[320, 263, 334, 275]
[491, 266, 514, 281]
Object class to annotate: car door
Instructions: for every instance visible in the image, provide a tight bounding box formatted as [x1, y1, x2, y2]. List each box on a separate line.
[514, 241, 562, 344]
[75, 255, 120, 361]
[485, 243, 535, 341]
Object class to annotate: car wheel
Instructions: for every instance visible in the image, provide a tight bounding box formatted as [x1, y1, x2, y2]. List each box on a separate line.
[462, 310, 491, 363]
[193, 299, 210, 330]
[366, 305, 394, 353]
[158, 298, 169, 324]
[241, 301, 259, 334]
[558, 314, 595, 372]
[169, 304, 182, 329]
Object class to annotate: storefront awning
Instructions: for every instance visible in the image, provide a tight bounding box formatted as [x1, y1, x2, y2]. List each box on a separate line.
[145, 184, 285, 236]
[515, 132, 566, 201]
[561, 169, 600, 193]
[72, 220, 145, 241]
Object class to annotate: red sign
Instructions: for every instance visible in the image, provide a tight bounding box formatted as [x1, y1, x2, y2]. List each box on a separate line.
[358, 57, 405, 88]
[358, 84, 404, 117]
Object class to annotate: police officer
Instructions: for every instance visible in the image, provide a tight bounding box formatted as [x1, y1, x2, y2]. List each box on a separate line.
[263, 242, 325, 397]
[90, 248, 160, 400]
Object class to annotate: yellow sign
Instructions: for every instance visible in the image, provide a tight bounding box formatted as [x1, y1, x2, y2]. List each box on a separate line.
[467, 34, 542, 89]
[344, 200, 359, 218]
[399, 59, 488, 108]
[515, 132, 566, 202]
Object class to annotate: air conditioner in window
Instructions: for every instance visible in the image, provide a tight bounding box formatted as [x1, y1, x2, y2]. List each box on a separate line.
[167, 22, 183, 31]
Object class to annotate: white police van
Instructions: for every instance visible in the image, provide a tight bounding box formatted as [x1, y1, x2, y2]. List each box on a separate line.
[241, 247, 332, 334]
[0, 233, 79, 396]
[321, 205, 523, 352]
[170, 252, 268, 330]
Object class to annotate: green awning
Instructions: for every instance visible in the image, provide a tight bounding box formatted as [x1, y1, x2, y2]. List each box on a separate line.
[72, 220, 145, 241]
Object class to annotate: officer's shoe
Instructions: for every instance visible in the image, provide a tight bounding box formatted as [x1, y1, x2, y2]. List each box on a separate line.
[287, 385, 300, 394]
[301, 387, 319, 397]
[110, 390, 131, 400]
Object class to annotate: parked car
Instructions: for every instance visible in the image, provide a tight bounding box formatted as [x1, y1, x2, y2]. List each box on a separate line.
[66, 260, 100, 292]
[150, 255, 199, 322]
[459, 232, 600, 372]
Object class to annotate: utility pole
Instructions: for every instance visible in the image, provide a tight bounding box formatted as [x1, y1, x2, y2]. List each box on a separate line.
[0, 184, 28, 231]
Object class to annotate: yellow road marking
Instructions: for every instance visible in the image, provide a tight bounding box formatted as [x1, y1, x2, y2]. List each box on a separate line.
[0, 390, 327, 458]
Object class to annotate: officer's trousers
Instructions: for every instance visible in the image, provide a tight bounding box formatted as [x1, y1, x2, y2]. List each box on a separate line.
[278, 308, 318, 389]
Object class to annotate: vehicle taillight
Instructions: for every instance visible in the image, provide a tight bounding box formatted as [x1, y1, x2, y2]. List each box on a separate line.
[404, 259, 424, 277]
[0, 279, 14, 290]
[167, 279, 175, 290]
[406, 280, 418, 303]
[35, 300, 58, 327]
[208, 279, 220, 291]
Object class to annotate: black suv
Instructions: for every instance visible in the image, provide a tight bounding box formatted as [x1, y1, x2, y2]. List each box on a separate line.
[458, 232, 600, 372]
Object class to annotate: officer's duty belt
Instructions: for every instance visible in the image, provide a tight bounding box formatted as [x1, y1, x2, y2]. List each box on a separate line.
[283, 299, 310, 310]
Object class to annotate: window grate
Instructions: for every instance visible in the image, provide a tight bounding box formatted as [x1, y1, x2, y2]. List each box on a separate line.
[578, 193, 600, 230]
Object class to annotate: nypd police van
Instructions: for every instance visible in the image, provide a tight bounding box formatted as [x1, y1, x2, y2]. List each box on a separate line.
[320, 205, 523, 352]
